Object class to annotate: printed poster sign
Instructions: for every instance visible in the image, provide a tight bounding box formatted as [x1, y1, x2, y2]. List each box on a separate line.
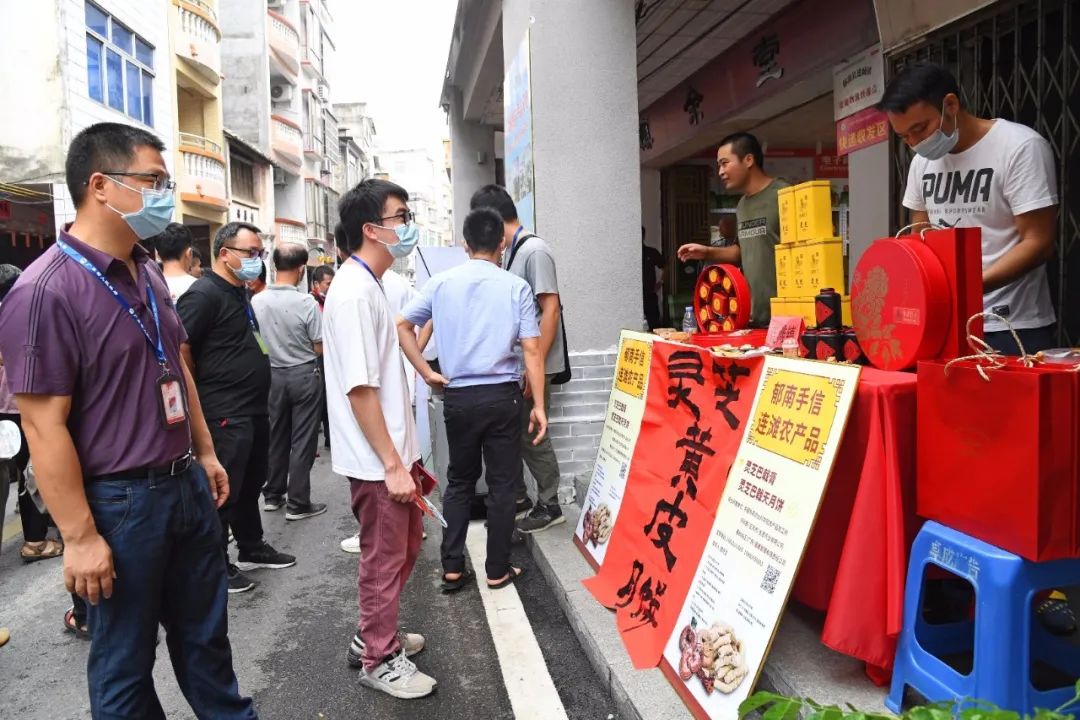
[582, 342, 764, 668]
[833, 45, 884, 121]
[574, 331, 656, 569]
[504, 31, 536, 232]
[661, 356, 860, 719]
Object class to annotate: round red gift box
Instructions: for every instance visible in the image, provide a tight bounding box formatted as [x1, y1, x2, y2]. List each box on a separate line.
[851, 238, 952, 370]
[693, 264, 751, 333]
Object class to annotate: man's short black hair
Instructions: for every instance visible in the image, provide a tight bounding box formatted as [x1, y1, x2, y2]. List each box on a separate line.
[469, 184, 518, 223]
[190, 247, 203, 265]
[256, 261, 267, 285]
[462, 208, 505, 254]
[313, 264, 335, 283]
[65, 122, 166, 207]
[213, 221, 262, 257]
[337, 179, 410, 253]
[273, 243, 309, 272]
[0, 264, 21, 301]
[333, 221, 347, 254]
[154, 222, 193, 262]
[878, 61, 962, 114]
[718, 132, 765, 171]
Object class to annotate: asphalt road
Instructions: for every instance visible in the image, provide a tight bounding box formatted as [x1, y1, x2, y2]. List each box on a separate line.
[0, 450, 620, 720]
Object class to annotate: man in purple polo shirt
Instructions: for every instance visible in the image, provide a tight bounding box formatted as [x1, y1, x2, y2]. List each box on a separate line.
[0, 122, 256, 719]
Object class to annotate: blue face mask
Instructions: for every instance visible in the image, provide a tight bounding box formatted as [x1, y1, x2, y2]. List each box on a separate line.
[229, 255, 264, 282]
[375, 222, 421, 259]
[105, 177, 175, 240]
[912, 101, 959, 161]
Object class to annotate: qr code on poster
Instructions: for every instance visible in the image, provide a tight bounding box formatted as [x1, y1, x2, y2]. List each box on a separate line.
[760, 565, 780, 595]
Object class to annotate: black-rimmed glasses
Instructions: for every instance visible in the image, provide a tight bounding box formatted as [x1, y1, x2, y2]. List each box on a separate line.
[225, 246, 266, 259]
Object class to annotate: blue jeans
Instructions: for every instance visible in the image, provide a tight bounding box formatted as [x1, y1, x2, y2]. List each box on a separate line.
[983, 323, 1057, 356]
[85, 465, 256, 720]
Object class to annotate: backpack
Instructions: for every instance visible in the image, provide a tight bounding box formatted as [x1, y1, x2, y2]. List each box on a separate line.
[506, 234, 572, 385]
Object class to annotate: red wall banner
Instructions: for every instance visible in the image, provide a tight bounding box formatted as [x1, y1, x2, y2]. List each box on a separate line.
[582, 343, 763, 668]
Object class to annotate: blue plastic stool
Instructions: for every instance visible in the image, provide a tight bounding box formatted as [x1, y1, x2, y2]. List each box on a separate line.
[887, 521, 1080, 714]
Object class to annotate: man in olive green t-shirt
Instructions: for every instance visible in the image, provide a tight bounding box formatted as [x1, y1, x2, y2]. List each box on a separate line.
[678, 132, 789, 327]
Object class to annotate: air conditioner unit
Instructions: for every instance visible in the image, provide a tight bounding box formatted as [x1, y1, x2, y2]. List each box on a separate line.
[273, 167, 287, 186]
[317, 84, 330, 103]
[271, 84, 293, 104]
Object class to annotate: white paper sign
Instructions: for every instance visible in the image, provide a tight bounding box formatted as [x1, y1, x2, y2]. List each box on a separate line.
[833, 45, 884, 120]
[574, 331, 655, 568]
[662, 356, 861, 719]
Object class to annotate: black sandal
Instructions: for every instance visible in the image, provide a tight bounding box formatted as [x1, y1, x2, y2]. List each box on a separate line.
[63, 607, 90, 640]
[441, 568, 475, 594]
[487, 566, 526, 590]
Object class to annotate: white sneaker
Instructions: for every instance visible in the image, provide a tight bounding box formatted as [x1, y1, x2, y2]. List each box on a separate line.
[340, 533, 360, 554]
[359, 651, 437, 699]
[347, 630, 425, 667]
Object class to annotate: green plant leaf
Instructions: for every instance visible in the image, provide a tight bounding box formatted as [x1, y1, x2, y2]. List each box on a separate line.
[806, 709, 844, 720]
[739, 692, 784, 718]
[762, 698, 801, 720]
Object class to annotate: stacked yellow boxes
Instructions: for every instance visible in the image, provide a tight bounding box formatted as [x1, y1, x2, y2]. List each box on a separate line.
[771, 181, 849, 327]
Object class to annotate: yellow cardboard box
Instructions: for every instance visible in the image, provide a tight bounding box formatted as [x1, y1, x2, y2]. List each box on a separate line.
[803, 238, 846, 295]
[775, 244, 793, 297]
[777, 186, 797, 243]
[795, 180, 833, 241]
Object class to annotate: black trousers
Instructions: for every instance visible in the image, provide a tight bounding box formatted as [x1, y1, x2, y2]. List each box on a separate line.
[441, 382, 523, 580]
[208, 414, 268, 556]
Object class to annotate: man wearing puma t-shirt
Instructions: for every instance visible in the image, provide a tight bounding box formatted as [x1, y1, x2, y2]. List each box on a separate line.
[882, 61, 1059, 354]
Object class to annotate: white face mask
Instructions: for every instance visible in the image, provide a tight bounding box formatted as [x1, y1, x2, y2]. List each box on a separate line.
[912, 100, 960, 160]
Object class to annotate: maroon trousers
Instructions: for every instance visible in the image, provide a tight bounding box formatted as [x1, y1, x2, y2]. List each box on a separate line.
[349, 476, 423, 670]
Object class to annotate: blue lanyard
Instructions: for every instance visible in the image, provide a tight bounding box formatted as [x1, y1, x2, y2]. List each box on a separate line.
[243, 303, 257, 331]
[351, 255, 385, 294]
[57, 239, 168, 368]
[511, 226, 525, 255]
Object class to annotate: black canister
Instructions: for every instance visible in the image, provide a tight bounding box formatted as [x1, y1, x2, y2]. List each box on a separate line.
[815, 329, 842, 361]
[815, 288, 843, 331]
[799, 329, 819, 359]
[842, 329, 866, 364]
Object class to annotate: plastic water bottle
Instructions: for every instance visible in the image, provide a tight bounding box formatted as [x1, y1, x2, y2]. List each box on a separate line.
[681, 306, 696, 336]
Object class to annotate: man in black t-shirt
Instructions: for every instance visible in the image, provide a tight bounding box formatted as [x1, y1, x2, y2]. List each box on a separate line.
[641, 226, 665, 330]
[178, 222, 296, 594]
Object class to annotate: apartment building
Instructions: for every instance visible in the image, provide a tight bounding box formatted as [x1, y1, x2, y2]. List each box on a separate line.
[0, 0, 176, 265]
[170, 0, 227, 254]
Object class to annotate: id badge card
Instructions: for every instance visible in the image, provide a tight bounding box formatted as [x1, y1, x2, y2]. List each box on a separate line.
[157, 373, 187, 428]
[254, 331, 270, 355]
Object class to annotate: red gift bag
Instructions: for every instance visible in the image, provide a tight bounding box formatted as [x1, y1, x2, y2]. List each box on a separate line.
[917, 358, 1080, 561]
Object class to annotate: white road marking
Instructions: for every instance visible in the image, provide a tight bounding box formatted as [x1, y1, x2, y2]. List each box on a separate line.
[464, 521, 570, 720]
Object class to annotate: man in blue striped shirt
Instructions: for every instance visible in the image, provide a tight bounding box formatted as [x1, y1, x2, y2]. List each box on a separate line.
[398, 207, 547, 592]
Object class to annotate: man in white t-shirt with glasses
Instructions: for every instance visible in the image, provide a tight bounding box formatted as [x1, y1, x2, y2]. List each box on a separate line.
[881, 61, 1059, 355]
[323, 178, 435, 699]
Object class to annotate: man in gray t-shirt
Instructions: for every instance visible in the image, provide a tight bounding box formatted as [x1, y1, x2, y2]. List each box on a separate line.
[472, 185, 567, 533]
[251, 243, 326, 520]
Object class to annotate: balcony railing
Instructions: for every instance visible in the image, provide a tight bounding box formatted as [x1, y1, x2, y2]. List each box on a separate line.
[179, 144, 227, 210]
[176, 1, 221, 83]
[185, 0, 217, 24]
[276, 219, 307, 245]
[267, 9, 300, 77]
[179, 132, 222, 155]
[271, 115, 303, 168]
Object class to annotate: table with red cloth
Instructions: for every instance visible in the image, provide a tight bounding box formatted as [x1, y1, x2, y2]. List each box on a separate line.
[791, 367, 919, 685]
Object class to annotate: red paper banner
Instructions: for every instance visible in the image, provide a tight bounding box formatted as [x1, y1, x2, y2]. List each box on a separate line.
[582, 343, 763, 668]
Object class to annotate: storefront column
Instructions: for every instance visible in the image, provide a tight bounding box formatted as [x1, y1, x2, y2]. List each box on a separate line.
[846, 142, 891, 271]
[502, 0, 642, 351]
[447, 86, 496, 245]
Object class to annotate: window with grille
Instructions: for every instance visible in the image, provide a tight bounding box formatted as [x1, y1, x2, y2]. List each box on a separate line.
[889, 0, 1079, 345]
[230, 156, 257, 204]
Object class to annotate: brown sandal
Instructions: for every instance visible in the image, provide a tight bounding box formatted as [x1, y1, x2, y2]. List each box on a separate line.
[20, 539, 64, 563]
[63, 607, 90, 640]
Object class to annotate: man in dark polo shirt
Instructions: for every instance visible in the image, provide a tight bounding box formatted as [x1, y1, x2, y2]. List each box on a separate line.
[178, 222, 295, 594]
[0, 122, 256, 717]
